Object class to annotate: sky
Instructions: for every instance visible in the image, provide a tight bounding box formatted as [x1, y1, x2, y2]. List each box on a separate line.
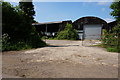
[5, 1, 115, 23]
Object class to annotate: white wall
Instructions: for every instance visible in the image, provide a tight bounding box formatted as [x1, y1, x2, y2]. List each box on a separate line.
[77, 30, 83, 40]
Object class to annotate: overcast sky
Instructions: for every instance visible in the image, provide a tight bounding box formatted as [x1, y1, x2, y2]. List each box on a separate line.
[4, 1, 115, 23]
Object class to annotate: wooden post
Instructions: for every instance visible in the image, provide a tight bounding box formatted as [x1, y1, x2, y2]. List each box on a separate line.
[45, 24, 47, 43]
[118, 30, 120, 53]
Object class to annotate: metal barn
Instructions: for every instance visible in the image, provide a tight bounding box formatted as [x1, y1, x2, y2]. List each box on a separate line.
[33, 16, 108, 40]
[32, 20, 72, 38]
[73, 16, 107, 40]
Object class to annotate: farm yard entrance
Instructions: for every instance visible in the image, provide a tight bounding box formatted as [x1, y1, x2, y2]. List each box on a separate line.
[3, 40, 118, 78]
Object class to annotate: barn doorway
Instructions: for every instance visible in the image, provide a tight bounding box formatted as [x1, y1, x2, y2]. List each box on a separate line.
[83, 24, 102, 40]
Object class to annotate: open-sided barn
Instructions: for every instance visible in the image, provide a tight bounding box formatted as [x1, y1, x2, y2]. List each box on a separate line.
[32, 20, 72, 37]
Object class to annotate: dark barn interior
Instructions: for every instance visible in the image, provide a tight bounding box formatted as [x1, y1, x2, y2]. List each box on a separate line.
[33, 20, 72, 37]
[108, 21, 117, 30]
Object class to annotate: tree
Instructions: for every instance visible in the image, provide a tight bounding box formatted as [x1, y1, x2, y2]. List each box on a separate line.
[2, 1, 46, 51]
[110, 1, 120, 52]
[110, 1, 120, 21]
[2, 2, 23, 40]
[102, 23, 120, 52]
[18, 0, 37, 40]
[56, 23, 78, 40]
[2, 2, 35, 41]
[19, 0, 35, 23]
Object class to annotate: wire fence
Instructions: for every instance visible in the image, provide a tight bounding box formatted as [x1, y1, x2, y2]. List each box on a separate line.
[82, 33, 120, 53]
[102, 32, 120, 52]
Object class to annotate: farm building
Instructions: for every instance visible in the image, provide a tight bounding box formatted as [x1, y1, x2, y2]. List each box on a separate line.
[32, 20, 72, 38]
[108, 21, 117, 31]
[73, 16, 107, 40]
[33, 16, 108, 40]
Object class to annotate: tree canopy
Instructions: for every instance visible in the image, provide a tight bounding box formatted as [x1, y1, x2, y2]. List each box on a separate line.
[110, 1, 120, 21]
[2, 2, 36, 41]
[102, 1, 120, 52]
[19, 0, 35, 23]
[2, 1, 46, 51]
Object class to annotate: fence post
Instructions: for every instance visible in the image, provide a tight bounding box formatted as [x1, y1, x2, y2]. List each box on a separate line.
[45, 24, 47, 43]
[82, 34, 84, 46]
[118, 31, 120, 53]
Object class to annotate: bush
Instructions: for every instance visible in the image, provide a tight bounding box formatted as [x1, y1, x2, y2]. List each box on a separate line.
[2, 33, 11, 51]
[56, 23, 78, 40]
[107, 47, 119, 52]
[102, 22, 120, 53]
[2, 33, 46, 51]
[2, 34, 30, 51]
[41, 36, 48, 40]
[28, 34, 47, 48]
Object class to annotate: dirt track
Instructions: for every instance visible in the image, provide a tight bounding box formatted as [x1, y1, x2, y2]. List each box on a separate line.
[2, 40, 118, 78]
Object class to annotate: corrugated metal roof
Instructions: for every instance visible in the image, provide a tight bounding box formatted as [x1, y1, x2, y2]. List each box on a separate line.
[32, 20, 72, 25]
[32, 21, 63, 25]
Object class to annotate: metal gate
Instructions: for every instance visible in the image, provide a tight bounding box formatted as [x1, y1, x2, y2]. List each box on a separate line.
[82, 35, 102, 47]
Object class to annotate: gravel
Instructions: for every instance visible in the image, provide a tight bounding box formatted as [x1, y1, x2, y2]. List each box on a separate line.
[2, 40, 118, 78]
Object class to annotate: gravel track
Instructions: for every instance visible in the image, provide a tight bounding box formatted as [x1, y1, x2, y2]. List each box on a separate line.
[2, 40, 118, 78]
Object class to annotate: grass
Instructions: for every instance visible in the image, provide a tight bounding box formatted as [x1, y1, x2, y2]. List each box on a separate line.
[107, 47, 119, 52]
[90, 44, 104, 48]
[90, 43, 119, 53]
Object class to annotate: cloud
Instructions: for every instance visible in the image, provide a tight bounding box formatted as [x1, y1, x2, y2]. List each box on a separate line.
[104, 18, 115, 23]
[97, 0, 114, 5]
[97, 2, 109, 5]
[4, 0, 19, 3]
[4, 0, 114, 2]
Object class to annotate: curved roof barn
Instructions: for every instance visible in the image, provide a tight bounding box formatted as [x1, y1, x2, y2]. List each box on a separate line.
[73, 16, 108, 30]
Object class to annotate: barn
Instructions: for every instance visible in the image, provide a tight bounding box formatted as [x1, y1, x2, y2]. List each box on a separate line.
[108, 21, 117, 31]
[73, 16, 107, 40]
[32, 20, 72, 38]
[33, 16, 108, 40]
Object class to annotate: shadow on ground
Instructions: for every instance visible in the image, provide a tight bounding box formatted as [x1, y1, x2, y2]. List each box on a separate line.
[47, 45, 80, 47]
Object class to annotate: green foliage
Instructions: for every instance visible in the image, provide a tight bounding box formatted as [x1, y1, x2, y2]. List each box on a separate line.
[56, 23, 78, 40]
[2, 34, 10, 51]
[110, 1, 120, 21]
[2, 2, 36, 40]
[107, 47, 119, 52]
[19, 0, 35, 23]
[102, 22, 120, 53]
[2, 1, 46, 51]
[109, 1, 120, 52]
[2, 33, 31, 51]
[2, 33, 47, 51]
[41, 36, 47, 39]
[27, 34, 47, 48]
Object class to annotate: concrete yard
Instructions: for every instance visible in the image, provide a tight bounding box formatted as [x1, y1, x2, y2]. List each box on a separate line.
[2, 40, 118, 78]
